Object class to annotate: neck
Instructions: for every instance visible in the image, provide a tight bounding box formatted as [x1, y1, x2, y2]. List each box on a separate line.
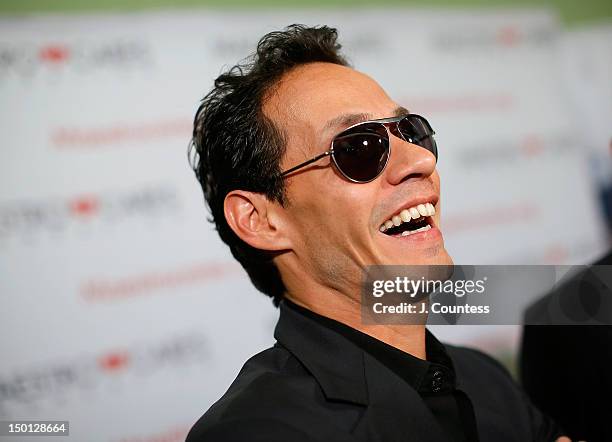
[285, 291, 427, 360]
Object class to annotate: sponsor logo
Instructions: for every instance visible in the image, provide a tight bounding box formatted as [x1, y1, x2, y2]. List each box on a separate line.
[452, 133, 578, 167]
[80, 262, 244, 302]
[51, 118, 191, 148]
[211, 33, 382, 57]
[445, 202, 539, 234]
[432, 25, 554, 51]
[0, 40, 152, 78]
[0, 185, 180, 242]
[0, 333, 209, 413]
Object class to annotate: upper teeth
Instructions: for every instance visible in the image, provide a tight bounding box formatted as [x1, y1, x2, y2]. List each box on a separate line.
[379, 202, 435, 232]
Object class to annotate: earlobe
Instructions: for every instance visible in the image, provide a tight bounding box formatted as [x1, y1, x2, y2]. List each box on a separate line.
[224, 190, 291, 252]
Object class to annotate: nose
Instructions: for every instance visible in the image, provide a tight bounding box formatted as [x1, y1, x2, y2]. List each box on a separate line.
[383, 132, 437, 185]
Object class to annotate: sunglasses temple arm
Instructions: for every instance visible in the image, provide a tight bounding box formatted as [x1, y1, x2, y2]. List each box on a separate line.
[281, 151, 332, 177]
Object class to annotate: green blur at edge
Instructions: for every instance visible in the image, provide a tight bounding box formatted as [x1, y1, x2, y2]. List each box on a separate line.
[1, 0, 611, 27]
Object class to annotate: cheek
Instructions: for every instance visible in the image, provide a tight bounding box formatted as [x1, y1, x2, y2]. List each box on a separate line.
[432, 170, 441, 188]
[292, 190, 376, 290]
[288, 179, 375, 243]
[327, 184, 377, 229]
[433, 171, 442, 212]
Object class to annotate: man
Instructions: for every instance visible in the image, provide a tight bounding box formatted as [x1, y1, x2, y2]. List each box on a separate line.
[187, 25, 569, 442]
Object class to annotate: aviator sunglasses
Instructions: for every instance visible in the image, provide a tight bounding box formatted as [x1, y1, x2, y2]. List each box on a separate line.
[281, 114, 437, 183]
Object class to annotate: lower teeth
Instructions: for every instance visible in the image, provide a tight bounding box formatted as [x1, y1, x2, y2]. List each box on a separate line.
[401, 225, 431, 236]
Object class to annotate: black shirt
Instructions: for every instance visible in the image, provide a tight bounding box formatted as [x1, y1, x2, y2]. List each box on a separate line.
[187, 299, 564, 442]
[285, 299, 478, 442]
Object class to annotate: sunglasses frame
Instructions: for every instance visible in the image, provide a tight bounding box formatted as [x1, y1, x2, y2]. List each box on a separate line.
[280, 114, 436, 184]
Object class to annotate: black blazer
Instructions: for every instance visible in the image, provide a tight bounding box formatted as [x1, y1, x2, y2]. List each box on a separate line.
[187, 301, 560, 441]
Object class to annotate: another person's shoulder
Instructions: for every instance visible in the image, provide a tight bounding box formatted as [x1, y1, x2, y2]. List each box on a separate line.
[186, 344, 322, 442]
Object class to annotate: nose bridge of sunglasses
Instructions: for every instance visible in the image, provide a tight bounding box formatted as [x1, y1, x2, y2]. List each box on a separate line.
[386, 121, 404, 140]
[380, 120, 415, 147]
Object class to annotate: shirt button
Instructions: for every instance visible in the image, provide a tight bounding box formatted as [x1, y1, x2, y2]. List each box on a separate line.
[431, 370, 444, 392]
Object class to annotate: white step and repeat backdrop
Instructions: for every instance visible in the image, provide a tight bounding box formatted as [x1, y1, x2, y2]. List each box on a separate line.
[1, 8, 610, 442]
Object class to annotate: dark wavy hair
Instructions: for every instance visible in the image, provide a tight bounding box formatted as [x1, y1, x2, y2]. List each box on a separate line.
[189, 25, 350, 306]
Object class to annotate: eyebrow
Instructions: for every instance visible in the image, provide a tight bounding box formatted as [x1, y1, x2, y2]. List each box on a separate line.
[323, 106, 410, 133]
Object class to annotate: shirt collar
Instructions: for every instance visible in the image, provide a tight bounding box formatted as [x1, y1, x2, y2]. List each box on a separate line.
[282, 299, 456, 394]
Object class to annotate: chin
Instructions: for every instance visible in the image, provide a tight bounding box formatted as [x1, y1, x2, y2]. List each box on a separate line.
[379, 242, 452, 265]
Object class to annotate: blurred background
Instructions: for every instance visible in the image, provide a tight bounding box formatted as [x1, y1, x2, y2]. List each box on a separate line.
[1, 1, 611, 441]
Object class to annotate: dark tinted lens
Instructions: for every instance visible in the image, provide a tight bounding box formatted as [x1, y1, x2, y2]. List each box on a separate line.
[397, 115, 438, 160]
[332, 123, 389, 182]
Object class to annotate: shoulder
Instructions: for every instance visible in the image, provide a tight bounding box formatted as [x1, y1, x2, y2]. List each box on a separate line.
[186, 344, 326, 442]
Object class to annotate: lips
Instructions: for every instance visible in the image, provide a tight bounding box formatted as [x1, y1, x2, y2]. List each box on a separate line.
[379, 200, 437, 237]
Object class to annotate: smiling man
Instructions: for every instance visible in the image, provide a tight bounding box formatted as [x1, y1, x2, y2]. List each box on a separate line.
[187, 25, 567, 442]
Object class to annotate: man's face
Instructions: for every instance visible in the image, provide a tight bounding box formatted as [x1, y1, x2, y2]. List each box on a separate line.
[265, 62, 452, 294]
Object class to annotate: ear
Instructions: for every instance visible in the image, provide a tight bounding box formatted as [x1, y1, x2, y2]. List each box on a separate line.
[224, 190, 291, 252]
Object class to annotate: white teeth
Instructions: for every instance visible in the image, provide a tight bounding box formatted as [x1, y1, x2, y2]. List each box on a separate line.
[379, 202, 437, 233]
[400, 225, 431, 236]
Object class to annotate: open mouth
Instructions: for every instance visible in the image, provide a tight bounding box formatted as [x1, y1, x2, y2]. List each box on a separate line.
[379, 203, 435, 237]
